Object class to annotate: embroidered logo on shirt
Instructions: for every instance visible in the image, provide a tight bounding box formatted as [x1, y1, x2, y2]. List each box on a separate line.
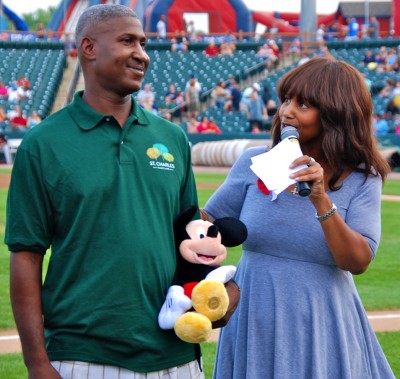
[147, 143, 176, 171]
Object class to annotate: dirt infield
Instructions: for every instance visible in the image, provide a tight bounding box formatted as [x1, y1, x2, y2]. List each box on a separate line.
[1, 309, 400, 354]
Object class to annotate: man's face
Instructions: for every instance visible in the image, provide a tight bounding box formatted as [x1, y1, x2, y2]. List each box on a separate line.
[90, 16, 150, 95]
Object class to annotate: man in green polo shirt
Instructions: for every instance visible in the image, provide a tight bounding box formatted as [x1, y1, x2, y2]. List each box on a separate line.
[6, 5, 207, 378]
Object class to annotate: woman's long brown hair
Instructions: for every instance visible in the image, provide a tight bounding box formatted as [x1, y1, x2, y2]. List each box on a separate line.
[270, 56, 391, 189]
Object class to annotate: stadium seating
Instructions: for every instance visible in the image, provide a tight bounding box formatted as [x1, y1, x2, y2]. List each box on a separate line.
[0, 40, 66, 126]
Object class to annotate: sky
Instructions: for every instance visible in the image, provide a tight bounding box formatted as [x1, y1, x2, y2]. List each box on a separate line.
[2, 0, 387, 20]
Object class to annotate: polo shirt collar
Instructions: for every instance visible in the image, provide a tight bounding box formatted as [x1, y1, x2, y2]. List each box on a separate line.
[69, 91, 150, 131]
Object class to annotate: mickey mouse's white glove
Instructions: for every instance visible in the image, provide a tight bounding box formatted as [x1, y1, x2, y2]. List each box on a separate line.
[158, 285, 192, 330]
[205, 265, 236, 283]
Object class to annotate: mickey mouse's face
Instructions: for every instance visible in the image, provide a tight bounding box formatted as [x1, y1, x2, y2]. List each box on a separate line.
[179, 220, 227, 266]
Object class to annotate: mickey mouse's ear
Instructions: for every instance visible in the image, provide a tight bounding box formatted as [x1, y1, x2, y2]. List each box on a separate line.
[213, 218, 248, 247]
[174, 206, 198, 246]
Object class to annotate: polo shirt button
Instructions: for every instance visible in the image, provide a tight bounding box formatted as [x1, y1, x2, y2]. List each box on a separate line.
[105, 117, 110, 122]
[121, 141, 124, 144]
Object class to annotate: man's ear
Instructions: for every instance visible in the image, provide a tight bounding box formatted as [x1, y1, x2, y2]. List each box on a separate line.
[80, 37, 96, 60]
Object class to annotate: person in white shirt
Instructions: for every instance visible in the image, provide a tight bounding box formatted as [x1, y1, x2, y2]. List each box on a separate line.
[156, 15, 167, 39]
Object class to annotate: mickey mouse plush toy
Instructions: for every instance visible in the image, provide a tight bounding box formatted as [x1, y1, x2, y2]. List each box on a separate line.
[158, 206, 247, 343]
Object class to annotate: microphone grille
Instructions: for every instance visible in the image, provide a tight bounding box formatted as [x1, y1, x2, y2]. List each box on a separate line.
[281, 125, 299, 140]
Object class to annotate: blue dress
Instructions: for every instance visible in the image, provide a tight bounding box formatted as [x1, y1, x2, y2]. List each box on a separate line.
[204, 146, 395, 379]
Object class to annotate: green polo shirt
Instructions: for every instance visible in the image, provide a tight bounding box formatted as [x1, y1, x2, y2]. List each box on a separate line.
[5, 91, 199, 372]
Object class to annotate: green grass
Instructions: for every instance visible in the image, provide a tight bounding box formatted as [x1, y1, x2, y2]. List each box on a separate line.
[1, 333, 399, 379]
[382, 177, 400, 196]
[1, 172, 399, 377]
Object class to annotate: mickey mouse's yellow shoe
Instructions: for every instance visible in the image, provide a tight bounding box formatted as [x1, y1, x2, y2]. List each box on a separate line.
[191, 280, 229, 322]
[174, 312, 212, 343]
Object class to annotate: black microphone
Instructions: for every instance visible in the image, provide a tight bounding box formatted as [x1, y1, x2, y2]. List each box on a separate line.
[280, 125, 311, 197]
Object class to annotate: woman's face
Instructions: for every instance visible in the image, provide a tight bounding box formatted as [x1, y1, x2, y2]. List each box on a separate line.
[279, 96, 322, 145]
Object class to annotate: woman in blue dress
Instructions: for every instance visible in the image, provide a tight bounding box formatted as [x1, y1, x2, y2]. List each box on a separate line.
[203, 57, 395, 378]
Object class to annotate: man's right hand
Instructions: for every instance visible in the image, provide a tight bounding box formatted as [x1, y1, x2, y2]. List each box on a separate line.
[28, 363, 63, 379]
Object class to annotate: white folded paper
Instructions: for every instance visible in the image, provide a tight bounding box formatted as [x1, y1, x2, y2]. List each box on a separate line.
[250, 137, 307, 200]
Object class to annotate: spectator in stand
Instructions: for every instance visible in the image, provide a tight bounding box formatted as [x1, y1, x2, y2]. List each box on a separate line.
[385, 48, 399, 72]
[345, 17, 359, 40]
[26, 110, 42, 128]
[392, 80, 400, 106]
[158, 95, 175, 121]
[373, 113, 389, 136]
[269, 22, 279, 39]
[256, 40, 279, 71]
[16, 75, 30, 90]
[386, 99, 399, 117]
[375, 46, 388, 72]
[142, 97, 158, 115]
[204, 39, 220, 57]
[0, 132, 12, 164]
[378, 79, 395, 97]
[173, 90, 185, 118]
[196, 116, 222, 134]
[7, 83, 24, 104]
[62, 32, 78, 57]
[186, 20, 198, 42]
[185, 76, 201, 118]
[360, 49, 376, 67]
[261, 84, 272, 107]
[136, 83, 155, 108]
[156, 14, 167, 40]
[250, 124, 263, 134]
[165, 83, 178, 100]
[220, 41, 235, 56]
[47, 29, 60, 41]
[395, 118, 400, 135]
[0, 105, 7, 128]
[0, 81, 8, 99]
[211, 81, 228, 109]
[368, 16, 380, 39]
[208, 118, 222, 134]
[186, 116, 199, 134]
[316, 24, 326, 45]
[6, 105, 20, 120]
[196, 115, 209, 133]
[325, 21, 338, 41]
[222, 30, 237, 52]
[266, 99, 278, 120]
[9, 105, 28, 131]
[171, 30, 188, 53]
[224, 78, 242, 112]
[185, 74, 201, 92]
[237, 29, 249, 43]
[246, 83, 268, 132]
[36, 22, 47, 39]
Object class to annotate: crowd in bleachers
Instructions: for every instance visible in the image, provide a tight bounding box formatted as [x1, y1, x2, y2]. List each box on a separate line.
[0, 76, 43, 133]
[2, 14, 400, 142]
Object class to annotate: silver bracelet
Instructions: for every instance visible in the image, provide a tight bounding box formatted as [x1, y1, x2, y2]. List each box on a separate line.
[315, 203, 337, 222]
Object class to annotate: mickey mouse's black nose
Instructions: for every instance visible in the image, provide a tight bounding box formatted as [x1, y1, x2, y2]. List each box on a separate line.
[207, 225, 219, 238]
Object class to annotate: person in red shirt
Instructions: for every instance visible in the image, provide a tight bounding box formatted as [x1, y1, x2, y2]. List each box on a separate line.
[16, 75, 30, 90]
[197, 116, 222, 134]
[204, 39, 220, 57]
[9, 105, 27, 131]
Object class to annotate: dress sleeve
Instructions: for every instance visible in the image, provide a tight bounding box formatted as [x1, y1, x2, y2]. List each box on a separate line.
[345, 174, 383, 259]
[204, 147, 263, 220]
